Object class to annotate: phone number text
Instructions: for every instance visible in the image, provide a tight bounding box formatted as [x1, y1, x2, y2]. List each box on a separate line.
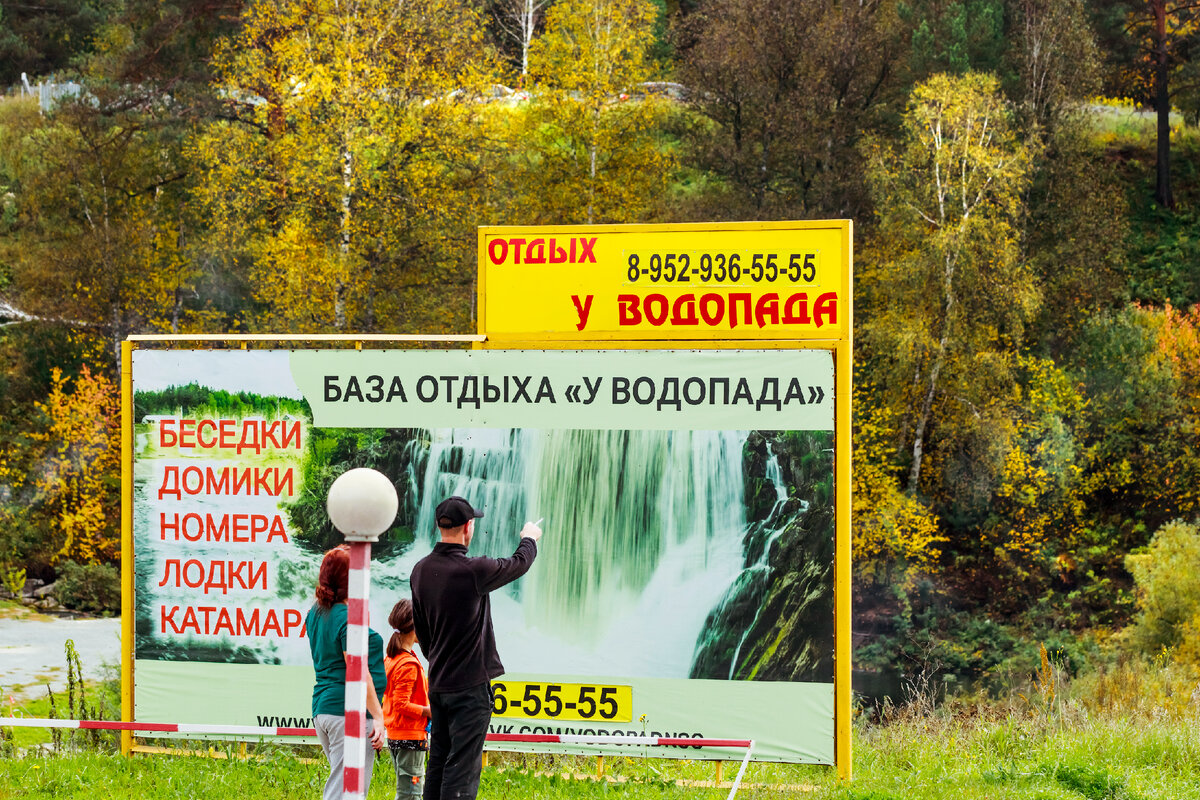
[625, 251, 819, 285]
[490, 681, 632, 723]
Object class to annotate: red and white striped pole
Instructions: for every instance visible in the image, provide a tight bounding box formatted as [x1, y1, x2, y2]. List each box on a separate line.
[326, 468, 399, 800]
[342, 540, 372, 799]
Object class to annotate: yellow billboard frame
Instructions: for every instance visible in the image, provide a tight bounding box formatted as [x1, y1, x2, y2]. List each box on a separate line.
[118, 214, 852, 777]
[476, 220, 853, 780]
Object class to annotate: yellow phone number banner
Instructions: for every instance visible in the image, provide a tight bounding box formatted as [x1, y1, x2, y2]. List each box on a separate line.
[478, 221, 850, 342]
[490, 680, 633, 723]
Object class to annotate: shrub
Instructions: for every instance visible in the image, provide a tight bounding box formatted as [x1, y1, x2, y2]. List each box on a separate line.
[1, 563, 25, 598]
[55, 560, 120, 615]
[1124, 519, 1200, 658]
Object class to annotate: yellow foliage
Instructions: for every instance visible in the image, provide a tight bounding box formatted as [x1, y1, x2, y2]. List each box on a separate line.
[862, 72, 1038, 507]
[513, 0, 675, 224]
[1159, 302, 1200, 402]
[0, 98, 209, 348]
[194, 0, 497, 333]
[30, 367, 120, 564]
[852, 384, 944, 581]
[1124, 520, 1200, 661]
[986, 357, 1086, 563]
[1075, 650, 1200, 720]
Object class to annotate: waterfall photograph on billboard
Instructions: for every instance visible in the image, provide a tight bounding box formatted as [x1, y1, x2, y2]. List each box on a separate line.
[130, 348, 837, 763]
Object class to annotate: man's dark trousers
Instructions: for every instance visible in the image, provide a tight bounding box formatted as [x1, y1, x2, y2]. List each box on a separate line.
[424, 683, 492, 800]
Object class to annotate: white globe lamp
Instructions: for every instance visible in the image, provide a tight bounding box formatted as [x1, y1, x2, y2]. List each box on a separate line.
[326, 467, 398, 543]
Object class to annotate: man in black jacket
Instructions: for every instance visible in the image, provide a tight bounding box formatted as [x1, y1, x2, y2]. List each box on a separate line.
[411, 495, 541, 800]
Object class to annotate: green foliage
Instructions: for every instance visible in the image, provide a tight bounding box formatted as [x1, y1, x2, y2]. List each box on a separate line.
[0, 510, 48, 583]
[1025, 124, 1130, 353]
[2, 556, 27, 597]
[1074, 307, 1200, 540]
[92, 0, 242, 93]
[0, 0, 118, 85]
[899, 0, 1007, 79]
[1126, 203, 1200, 309]
[856, 585, 1021, 683]
[133, 385, 311, 422]
[1049, 763, 1137, 800]
[1124, 520, 1200, 656]
[54, 560, 119, 615]
[286, 427, 423, 555]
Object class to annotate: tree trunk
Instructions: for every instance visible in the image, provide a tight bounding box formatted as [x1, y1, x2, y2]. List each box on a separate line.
[1155, 0, 1174, 208]
[338, 136, 352, 331]
[906, 339, 945, 497]
[907, 247, 958, 495]
[588, 107, 598, 224]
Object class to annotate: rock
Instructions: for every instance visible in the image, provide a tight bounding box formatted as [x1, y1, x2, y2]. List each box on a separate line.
[33, 581, 58, 599]
[20, 577, 44, 597]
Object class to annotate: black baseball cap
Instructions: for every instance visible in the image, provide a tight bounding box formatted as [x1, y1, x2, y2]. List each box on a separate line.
[436, 496, 484, 529]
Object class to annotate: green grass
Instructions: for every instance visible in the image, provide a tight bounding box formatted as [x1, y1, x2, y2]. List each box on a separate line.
[4, 709, 1200, 799]
[5, 654, 1200, 798]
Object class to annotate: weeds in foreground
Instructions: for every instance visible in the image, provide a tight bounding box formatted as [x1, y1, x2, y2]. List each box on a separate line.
[1075, 649, 1200, 721]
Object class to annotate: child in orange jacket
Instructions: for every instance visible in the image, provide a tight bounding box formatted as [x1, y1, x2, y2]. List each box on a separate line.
[384, 598, 430, 799]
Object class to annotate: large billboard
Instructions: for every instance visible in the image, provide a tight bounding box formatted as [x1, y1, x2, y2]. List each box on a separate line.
[128, 348, 836, 763]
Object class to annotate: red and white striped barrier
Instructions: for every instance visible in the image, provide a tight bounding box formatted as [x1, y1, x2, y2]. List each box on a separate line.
[343, 541, 372, 800]
[0, 719, 756, 798]
[0, 718, 317, 737]
[487, 733, 752, 748]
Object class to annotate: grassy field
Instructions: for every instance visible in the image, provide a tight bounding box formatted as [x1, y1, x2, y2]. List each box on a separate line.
[4, 700, 1200, 799]
[4, 624, 1200, 798]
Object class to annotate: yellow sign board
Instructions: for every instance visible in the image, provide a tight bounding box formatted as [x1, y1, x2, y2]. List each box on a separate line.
[478, 221, 850, 341]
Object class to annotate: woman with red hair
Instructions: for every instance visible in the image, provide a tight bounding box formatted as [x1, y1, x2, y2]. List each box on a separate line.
[306, 545, 387, 800]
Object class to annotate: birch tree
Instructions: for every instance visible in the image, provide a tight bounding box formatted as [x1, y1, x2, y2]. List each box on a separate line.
[193, 0, 495, 333]
[492, 0, 553, 76]
[512, 0, 672, 224]
[863, 73, 1036, 497]
[1012, 0, 1100, 133]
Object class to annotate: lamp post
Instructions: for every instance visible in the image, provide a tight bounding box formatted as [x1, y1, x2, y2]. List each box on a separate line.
[326, 467, 398, 800]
